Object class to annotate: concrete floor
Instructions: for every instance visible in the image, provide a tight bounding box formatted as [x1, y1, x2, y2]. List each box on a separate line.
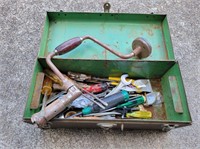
[0, 0, 200, 148]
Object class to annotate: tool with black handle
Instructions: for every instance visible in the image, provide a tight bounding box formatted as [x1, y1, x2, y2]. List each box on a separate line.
[104, 96, 146, 112]
[67, 91, 130, 118]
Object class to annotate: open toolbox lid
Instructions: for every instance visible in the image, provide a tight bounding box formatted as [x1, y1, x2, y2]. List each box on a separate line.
[38, 12, 175, 60]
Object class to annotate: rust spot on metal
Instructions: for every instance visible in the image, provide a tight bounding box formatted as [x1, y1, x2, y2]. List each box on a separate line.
[147, 29, 153, 36]
[103, 60, 108, 68]
[131, 63, 143, 69]
[100, 23, 105, 34]
[113, 44, 118, 49]
[151, 79, 162, 92]
[142, 26, 154, 36]
[92, 55, 98, 60]
[161, 27, 169, 59]
[102, 49, 107, 59]
[169, 76, 183, 113]
[119, 25, 125, 31]
[145, 105, 166, 120]
[147, 79, 167, 120]
[128, 29, 137, 38]
[152, 24, 161, 29]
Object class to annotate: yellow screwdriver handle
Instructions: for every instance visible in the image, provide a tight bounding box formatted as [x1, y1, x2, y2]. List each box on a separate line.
[108, 77, 137, 87]
[108, 77, 121, 82]
[44, 69, 63, 86]
[110, 82, 119, 86]
[41, 77, 53, 95]
[126, 111, 152, 119]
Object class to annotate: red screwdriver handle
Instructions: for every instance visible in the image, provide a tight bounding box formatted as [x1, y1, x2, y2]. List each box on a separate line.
[55, 37, 82, 55]
[83, 83, 108, 93]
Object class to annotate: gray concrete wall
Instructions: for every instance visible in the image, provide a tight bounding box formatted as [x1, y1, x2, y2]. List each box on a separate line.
[0, 0, 199, 148]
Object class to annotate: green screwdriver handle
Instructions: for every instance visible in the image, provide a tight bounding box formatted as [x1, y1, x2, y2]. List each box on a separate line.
[116, 96, 145, 108]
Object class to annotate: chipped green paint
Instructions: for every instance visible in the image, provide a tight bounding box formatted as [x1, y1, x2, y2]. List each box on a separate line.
[38, 14, 49, 57]
[169, 76, 183, 113]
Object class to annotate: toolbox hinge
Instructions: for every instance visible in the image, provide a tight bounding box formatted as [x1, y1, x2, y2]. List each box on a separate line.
[103, 2, 111, 13]
[162, 124, 179, 132]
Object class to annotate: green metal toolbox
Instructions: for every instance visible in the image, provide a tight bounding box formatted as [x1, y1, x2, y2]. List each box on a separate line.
[23, 12, 192, 131]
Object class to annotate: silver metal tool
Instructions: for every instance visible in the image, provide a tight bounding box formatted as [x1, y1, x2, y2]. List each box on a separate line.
[95, 89, 111, 98]
[121, 79, 153, 93]
[81, 89, 107, 108]
[84, 112, 121, 117]
[144, 92, 158, 106]
[39, 91, 66, 107]
[105, 74, 132, 97]
[53, 79, 108, 108]
[81, 94, 105, 109]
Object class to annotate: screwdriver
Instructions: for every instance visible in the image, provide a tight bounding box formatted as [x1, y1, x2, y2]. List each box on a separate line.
[104, 95, 146, 112]
[67, 90, 130, 118]
[44, 69, 63, 86]
[83, 83, 108, 93]
[40, 77, 53, 116]
[108, 76, 135, 86]
[108, 77, 147, 89]
[126, 111, 152, 119]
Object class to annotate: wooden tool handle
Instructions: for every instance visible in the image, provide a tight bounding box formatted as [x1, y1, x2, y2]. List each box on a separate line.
[55, 37, 82, 55]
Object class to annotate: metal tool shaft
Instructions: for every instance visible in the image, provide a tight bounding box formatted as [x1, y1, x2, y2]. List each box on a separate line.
[82, 36, 135, 59]
[53, 36, 151, 59]
[41, 92, 47, 116]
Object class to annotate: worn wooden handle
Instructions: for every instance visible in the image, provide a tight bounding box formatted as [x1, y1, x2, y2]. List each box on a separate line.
[55, 37, 82, 55]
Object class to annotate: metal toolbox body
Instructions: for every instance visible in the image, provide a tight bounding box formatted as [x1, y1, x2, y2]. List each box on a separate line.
[23, 12, 191, 131]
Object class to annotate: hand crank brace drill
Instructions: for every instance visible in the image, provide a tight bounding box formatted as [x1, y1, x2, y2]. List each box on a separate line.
[31, 35, 152, 127]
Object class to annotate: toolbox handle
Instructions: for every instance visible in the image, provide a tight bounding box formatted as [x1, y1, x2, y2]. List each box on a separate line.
[97, 123, 117, 130]
[55, 37, 82, 55]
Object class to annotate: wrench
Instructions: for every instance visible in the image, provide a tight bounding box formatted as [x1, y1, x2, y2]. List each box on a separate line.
[105, 74, 132, 97]
[95, 89, 111, 98]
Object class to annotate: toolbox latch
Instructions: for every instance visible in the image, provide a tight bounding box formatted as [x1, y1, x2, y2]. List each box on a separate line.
[162, 124, 179, 132]
[97, 123, 117, 130]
